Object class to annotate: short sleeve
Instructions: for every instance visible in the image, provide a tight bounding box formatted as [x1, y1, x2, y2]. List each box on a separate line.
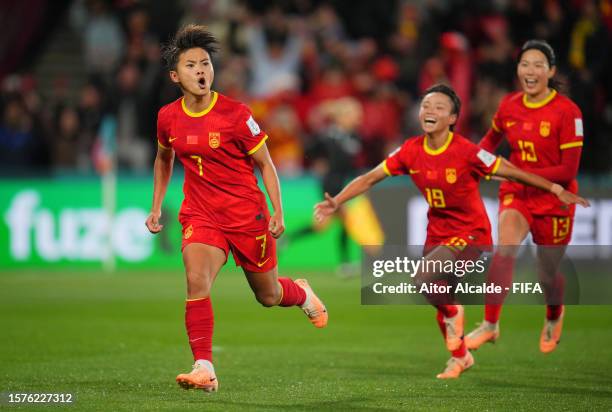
[469, 145, 501, 177]
[491, 103, 505, 134]
[235, 105, 268, 155]
[157, 107, 171, 149]
[382, 142, 410, 176]
[559, 103, 584, 151]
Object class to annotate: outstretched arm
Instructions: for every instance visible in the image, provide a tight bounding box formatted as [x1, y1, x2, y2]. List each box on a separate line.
[523, 146, 582, 185]
[314, 164, 388, 222]
[479, 127, 504, 153]
[145, 145, 175, 233]
[251, 143, 285, 238]
[494, 158, 589, 207]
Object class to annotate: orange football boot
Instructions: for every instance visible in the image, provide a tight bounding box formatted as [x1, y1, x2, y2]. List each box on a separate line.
[176, 362, 218, 392]
[540, 307, 564, 354]
[295, 279, 328, 328]
[465, 321, 500, 350]
[436, 352, 475, 379]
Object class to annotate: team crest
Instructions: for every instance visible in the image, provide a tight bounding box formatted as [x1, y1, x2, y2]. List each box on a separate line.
[209, 132, 221, 149]
[445, 168, 457, 184]
[184, 225, 193, 239]
[539, 121, 551, 137]
[503, 194, 514, 206]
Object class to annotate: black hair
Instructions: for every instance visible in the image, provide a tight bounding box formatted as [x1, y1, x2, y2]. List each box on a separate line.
[161, 24, 219, 71]
[423, 83, 461, 130]
[517, 39, 559, 90]
[518, 39, 556, 67]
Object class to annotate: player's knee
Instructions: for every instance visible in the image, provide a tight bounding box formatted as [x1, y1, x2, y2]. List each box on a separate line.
[255, 290, 280, 307]
[496, 244, 520, 258]
[186, 270, 213, 297]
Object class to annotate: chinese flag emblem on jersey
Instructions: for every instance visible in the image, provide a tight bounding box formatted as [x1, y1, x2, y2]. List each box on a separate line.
[209, 132, 221, 149]
[445, 168, 457, 184]
[539, 121, 551, 137]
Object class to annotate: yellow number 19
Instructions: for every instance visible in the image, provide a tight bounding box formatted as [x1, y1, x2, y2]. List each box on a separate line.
[425, 188, 446, 208]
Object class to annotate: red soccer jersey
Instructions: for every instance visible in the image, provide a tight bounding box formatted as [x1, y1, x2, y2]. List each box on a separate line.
[383, 132, 500, 244]
[483, 90, 583, 216]
[157, 92, 269, 231]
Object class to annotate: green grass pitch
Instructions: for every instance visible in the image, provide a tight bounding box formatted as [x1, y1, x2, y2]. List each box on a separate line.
[1, 270, 611, 411]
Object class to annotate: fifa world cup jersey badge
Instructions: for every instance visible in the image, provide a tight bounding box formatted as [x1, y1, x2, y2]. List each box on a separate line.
[445, 168, 457, 184]
[539, 121, 551, 137]
[184, 225, 194, 239]
[209, 132, 221, 148]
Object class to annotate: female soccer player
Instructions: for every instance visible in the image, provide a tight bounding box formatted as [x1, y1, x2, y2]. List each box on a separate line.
[314, 84, 588, 379]
[466, 40, 585, 353]
[145, 25, 327, 392]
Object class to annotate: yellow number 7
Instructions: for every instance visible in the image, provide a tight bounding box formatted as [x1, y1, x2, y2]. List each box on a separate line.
[255, 234, 267, 259]
[190, 155, 203, 176]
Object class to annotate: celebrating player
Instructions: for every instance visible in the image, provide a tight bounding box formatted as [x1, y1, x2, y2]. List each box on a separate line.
[314, 84, 588, 379]
[145, 25, 327, 392]
[466, 40, 585, 353]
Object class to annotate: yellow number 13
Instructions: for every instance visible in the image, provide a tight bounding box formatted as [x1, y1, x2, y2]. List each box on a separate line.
[518, 140, 537, 162]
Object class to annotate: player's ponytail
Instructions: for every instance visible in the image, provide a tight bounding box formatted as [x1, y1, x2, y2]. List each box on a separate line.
[518, 39, 560, 90]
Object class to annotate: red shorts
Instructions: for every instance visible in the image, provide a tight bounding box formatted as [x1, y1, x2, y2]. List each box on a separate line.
[180, 221, 277, 273]
[424, 230, 492, 261]
[498, 191, 575, 245]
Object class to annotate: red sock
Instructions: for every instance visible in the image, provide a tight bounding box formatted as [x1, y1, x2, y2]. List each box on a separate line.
[484, 253, 515, 323]
[436, 304, 458, 318]
[451, 340, 467, 358]
[278, 277, 306, 307]
[436, 310, 467, 357]
[546, 304, 563, 320]
[485, 304, 503, 324]
[185, 297, 214, 362]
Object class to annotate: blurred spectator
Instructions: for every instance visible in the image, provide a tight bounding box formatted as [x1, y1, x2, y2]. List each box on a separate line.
[111, 62, 151, 172]
[124, 6, 158, 66]
[51, 105, 81, 170]
[0, 94, 47, 174]
[475, 15, 515, 89]
[82, 0, 125, 78]
[246, 9, 304, 98]
[355, 60, 403, 167]
[568, 0, 610, 173]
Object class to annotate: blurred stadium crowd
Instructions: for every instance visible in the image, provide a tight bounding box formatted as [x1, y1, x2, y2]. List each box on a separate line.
[1, 0, 611, 177]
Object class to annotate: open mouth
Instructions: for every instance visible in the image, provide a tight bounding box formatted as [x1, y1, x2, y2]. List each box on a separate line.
[424, 117, 437, 126]
[524, 78, 538, 87]
[198, 78, 206, 89]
